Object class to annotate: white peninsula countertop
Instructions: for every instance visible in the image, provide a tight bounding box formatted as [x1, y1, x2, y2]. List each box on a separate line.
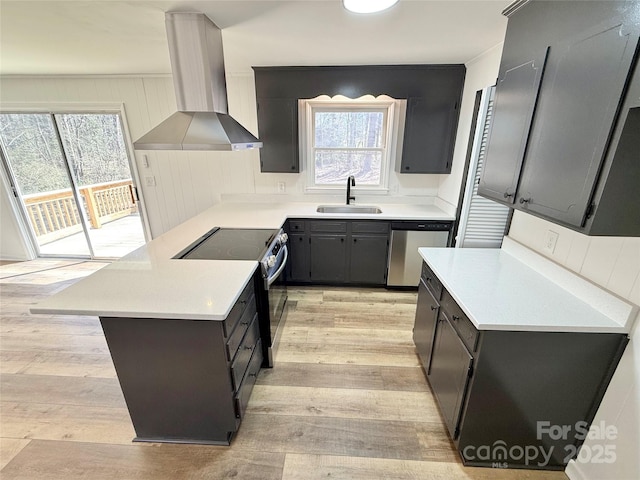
[419, 237, 636, 334]
[31, 201, 453, 321]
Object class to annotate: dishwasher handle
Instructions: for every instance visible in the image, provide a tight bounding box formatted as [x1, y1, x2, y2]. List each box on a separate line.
[390, 221, 452, 231]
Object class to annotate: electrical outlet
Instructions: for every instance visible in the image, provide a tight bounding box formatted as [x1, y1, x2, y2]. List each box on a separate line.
[544, 230, 559, 254]
[277, 181, 286, 193]
[145, 176, 156, 187]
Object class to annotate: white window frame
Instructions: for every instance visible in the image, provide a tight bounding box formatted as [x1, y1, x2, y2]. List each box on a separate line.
[300, 96, 401, 194]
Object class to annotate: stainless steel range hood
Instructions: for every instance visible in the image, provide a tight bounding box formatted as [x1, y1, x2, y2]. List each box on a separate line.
[134, 12, 262, 151]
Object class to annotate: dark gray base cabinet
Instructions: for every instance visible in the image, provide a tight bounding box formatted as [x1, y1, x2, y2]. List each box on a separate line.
[100, 278, 262, 445]
[285, 219, 390, 286]
[414, 261, 628, 470]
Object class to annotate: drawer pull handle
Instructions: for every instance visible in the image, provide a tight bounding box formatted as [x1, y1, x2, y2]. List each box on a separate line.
[430, 305, 438, 311]
[453, 315, 460, 321]
[245, 345, 253, 351]
[249, 372, 258, 378]
[241, 321, 250, 326]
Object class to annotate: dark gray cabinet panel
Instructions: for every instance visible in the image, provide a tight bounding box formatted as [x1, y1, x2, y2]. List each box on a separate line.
[400, 96, 458, 173]
[256, 98, 298, 173]
[427, 313, 473, 439]
[287, 219, 390, 285]
[413, 279, 439, 372]
[478, 48, 549, 203]
[349, 235, 389, 284]
[519, 20, 639, 226]
[288, 233, 310, 282]
[310, 235, 347, 283]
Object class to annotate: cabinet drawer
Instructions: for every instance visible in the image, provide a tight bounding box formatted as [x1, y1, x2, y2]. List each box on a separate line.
[351, 221, 389, 234]
[440, 290, 478, 352]
[421, 262, 443, 300]
[235, 339, 263, 419]
[309, 221, 347, 233]
[226, 299, 257, 361]
[223, 282, 254, 337]
[289, 220, 306, 233]
[230, 314, 261, 392]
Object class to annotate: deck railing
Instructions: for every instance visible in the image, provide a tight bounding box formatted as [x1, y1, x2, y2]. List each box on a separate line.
[23, 180, 136, 244]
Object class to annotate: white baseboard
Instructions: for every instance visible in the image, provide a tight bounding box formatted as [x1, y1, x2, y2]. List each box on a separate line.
[565, 460, 588, 480]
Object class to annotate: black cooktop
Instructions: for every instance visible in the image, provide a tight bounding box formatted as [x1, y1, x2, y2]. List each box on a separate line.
[176, 228, 277, 261]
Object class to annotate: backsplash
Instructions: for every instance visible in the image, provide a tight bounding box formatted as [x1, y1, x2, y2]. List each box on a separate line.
[508, 211, 640, 305]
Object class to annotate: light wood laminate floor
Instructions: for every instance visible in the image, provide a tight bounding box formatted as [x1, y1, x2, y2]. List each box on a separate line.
[0, 260, 569, 479]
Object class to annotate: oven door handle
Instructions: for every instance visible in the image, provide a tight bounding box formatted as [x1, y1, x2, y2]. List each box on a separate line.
[266, 245, 288, 288]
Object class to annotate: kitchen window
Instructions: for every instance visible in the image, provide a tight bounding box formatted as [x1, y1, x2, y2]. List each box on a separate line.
[300, 96, 402, 192]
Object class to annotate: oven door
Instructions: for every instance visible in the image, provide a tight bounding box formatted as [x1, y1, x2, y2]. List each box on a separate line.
[264, 245, 288, 367]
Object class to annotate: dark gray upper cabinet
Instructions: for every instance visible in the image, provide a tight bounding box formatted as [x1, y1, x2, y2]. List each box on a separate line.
[401, 96, 459, 174]
[478, 48, 549, 202]
[519, 18, 639, 227]
[256, 98, 299, 173]
[253, 66, 465, 174]
[479, 0, 640, 236]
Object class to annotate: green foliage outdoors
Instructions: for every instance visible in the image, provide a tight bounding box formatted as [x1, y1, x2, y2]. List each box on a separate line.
[0, 113, 132, 195]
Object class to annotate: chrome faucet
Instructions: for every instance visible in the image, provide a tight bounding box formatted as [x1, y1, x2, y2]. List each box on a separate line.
[346, 176, 356, 205]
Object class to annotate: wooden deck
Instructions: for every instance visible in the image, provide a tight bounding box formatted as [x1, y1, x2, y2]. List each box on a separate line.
[38, 214, 146, 259]
[0, 260, 569, 480]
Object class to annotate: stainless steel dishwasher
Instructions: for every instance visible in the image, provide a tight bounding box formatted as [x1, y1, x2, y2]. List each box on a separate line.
[386, 221, 452, 287]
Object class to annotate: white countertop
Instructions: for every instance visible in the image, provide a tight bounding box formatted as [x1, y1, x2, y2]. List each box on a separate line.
[31, 201, 453, 321]
[419, 238, 636, 334]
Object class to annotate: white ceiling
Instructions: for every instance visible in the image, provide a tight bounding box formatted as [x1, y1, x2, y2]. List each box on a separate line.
[0, 0, 510, 75]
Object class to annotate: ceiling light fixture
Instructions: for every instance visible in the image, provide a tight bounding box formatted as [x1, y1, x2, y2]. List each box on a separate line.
[343, 0, 399, 14]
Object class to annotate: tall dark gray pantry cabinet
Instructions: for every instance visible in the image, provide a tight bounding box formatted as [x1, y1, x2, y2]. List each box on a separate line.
[479, 0, 640, 236]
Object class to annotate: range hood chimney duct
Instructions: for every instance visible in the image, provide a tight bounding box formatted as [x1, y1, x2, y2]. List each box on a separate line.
[134, 12, 262, 151]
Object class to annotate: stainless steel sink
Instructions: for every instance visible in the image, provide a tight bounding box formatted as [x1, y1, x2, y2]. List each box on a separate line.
[316, 205, 382, 214]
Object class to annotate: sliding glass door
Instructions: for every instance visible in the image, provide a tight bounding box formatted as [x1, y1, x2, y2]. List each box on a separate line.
[0, 112, 146, 259]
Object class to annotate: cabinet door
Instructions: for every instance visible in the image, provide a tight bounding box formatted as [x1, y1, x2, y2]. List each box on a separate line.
[310, 235, 347, 283]
[349, 235, 388, 285]
[400, 96, 458, 174]
[428, 314, 473, 439]
[288, 233, 310, 282]
[517, 22, 639, 227]
[256, 98, 299, 173]
[479, 49, 549, 203]
[413, 278, 439, 372]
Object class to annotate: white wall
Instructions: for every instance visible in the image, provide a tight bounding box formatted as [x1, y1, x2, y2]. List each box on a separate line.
[508, 211, 640, 480]
[0, 74, 262, 257]
[437, 43, 503, 211]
